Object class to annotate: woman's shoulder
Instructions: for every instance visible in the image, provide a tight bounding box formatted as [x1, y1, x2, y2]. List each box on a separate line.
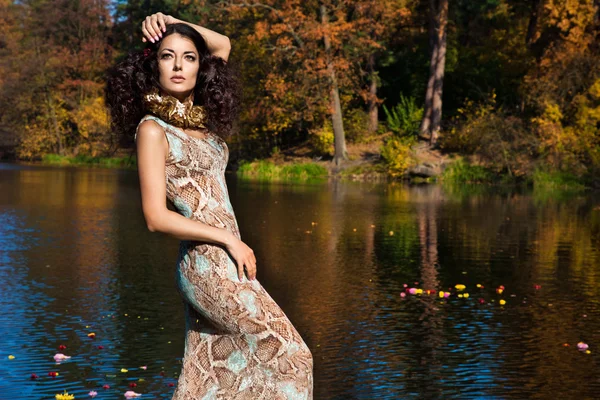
[135, 114, 168, 142]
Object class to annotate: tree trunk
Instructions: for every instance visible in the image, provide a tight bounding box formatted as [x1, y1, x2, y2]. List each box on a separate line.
[430, 9, 447, 147]
[47, 92, 63, 156]
[526, 0, 542, 46]
[321, 4, 348, 165]
[420, 46, 437, 138]
[367, 53, 378, 133]
[35, 37, 63, 155]
[420, 0, 448, 147]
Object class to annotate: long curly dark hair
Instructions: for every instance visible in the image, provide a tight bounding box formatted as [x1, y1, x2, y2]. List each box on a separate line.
[105, 23, 240, 148]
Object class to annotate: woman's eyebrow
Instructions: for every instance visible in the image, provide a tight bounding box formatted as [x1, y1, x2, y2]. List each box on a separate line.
[161, 48, 197, 55]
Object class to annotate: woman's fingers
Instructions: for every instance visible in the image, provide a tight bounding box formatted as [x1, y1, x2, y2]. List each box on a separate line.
[141, 23, 152, 42]
[236, 257, 245, 281]
[235, 258, 256, 281]
[149, 15, 162, 40]
[145, 16, 158, 41]
[247, 255, 257, 280]
[141, 14, 165, 43]
[157, 13, 167, 33]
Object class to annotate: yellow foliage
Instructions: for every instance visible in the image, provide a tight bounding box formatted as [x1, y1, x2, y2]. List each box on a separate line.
[17, 93, 70, 159]
[72, 97, 110, 141]
[16, 122, 57, 160]
[381, 136, 414, 177]
[542, 102, 563, 123]
[310, 121, 334, 156]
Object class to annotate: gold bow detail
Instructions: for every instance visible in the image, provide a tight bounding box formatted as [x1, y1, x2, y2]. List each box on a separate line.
[143, 87, 207, 130]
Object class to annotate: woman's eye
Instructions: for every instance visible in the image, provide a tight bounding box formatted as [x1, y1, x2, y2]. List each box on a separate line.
[160, 54, 194, 61]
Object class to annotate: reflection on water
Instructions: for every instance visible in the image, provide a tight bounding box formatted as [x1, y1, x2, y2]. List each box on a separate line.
[0, 163, 599, 398]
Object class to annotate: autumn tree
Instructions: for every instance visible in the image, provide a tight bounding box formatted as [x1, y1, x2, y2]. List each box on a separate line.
[524, 0, 600, 173]
[217, 0, 411, 164]
[349, 1, 411, 133]
[0, 0, 114, 159]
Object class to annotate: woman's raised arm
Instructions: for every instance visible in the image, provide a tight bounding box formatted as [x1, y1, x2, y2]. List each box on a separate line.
[141, 12, 231, 62]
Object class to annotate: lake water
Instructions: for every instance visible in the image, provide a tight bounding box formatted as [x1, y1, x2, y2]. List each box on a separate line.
[1, 163, 599, 399]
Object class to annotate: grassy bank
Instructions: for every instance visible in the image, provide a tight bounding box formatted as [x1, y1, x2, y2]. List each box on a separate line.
[236, 160, 328, 182]
[41, 154, 137, 169]
[439, 158, 590, 191]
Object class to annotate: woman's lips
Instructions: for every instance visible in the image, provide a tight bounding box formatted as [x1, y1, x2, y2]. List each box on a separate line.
[171, 77, 185, 82]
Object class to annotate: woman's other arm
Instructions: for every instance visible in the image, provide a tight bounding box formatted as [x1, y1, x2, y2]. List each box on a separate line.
[136, 121, 256, 280]
[142, 13, 231, 62]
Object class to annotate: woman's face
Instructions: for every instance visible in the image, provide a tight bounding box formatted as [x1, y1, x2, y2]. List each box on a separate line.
[157, 34, 199, 102]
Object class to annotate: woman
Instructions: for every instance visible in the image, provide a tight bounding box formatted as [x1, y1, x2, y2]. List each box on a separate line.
[105, 13, 313, 399]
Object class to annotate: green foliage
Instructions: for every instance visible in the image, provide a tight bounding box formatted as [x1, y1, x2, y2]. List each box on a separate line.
[532, 169, 588, 191]
[237, 160, 328, 182]
[343, 108, 370, 143]
[382, 94, 423, 137]
[381, 136, 415, 178]
[41, 154, 136, 168]
[441, 94, 538, 177]
[441, 158, 496, 184]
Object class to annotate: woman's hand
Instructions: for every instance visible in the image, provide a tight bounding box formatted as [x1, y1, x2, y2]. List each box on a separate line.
[141, 12, 177, 43]
[224, 235, 257, 282]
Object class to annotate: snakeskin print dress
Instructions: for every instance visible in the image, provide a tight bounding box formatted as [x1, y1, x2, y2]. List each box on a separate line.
[135, 115, 314, 399]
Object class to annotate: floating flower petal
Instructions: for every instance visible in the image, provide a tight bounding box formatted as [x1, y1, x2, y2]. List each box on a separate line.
[55, 390, 75, 400]
[54, 353, 71, 362]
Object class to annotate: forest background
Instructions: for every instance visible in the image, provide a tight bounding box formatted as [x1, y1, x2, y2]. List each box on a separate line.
[0, 0, 598, 186]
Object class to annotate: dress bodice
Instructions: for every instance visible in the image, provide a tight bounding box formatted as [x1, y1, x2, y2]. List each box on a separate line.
[135, 114, 240, 239]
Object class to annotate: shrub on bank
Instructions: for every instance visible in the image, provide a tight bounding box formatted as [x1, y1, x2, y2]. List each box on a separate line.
[237, 160, 328, 181]
[380, 136, 415, 178]
[41, 154, 136, 168]
[440, 158, 496, 184]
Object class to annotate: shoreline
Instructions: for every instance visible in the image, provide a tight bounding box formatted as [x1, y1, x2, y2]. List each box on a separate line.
[5, 155, 594, 192]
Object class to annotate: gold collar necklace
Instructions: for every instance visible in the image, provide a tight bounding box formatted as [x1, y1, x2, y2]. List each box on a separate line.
[143, 87, 208, 130]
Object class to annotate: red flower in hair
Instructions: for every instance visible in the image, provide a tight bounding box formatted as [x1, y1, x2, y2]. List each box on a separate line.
[143, 48, 151, 57]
